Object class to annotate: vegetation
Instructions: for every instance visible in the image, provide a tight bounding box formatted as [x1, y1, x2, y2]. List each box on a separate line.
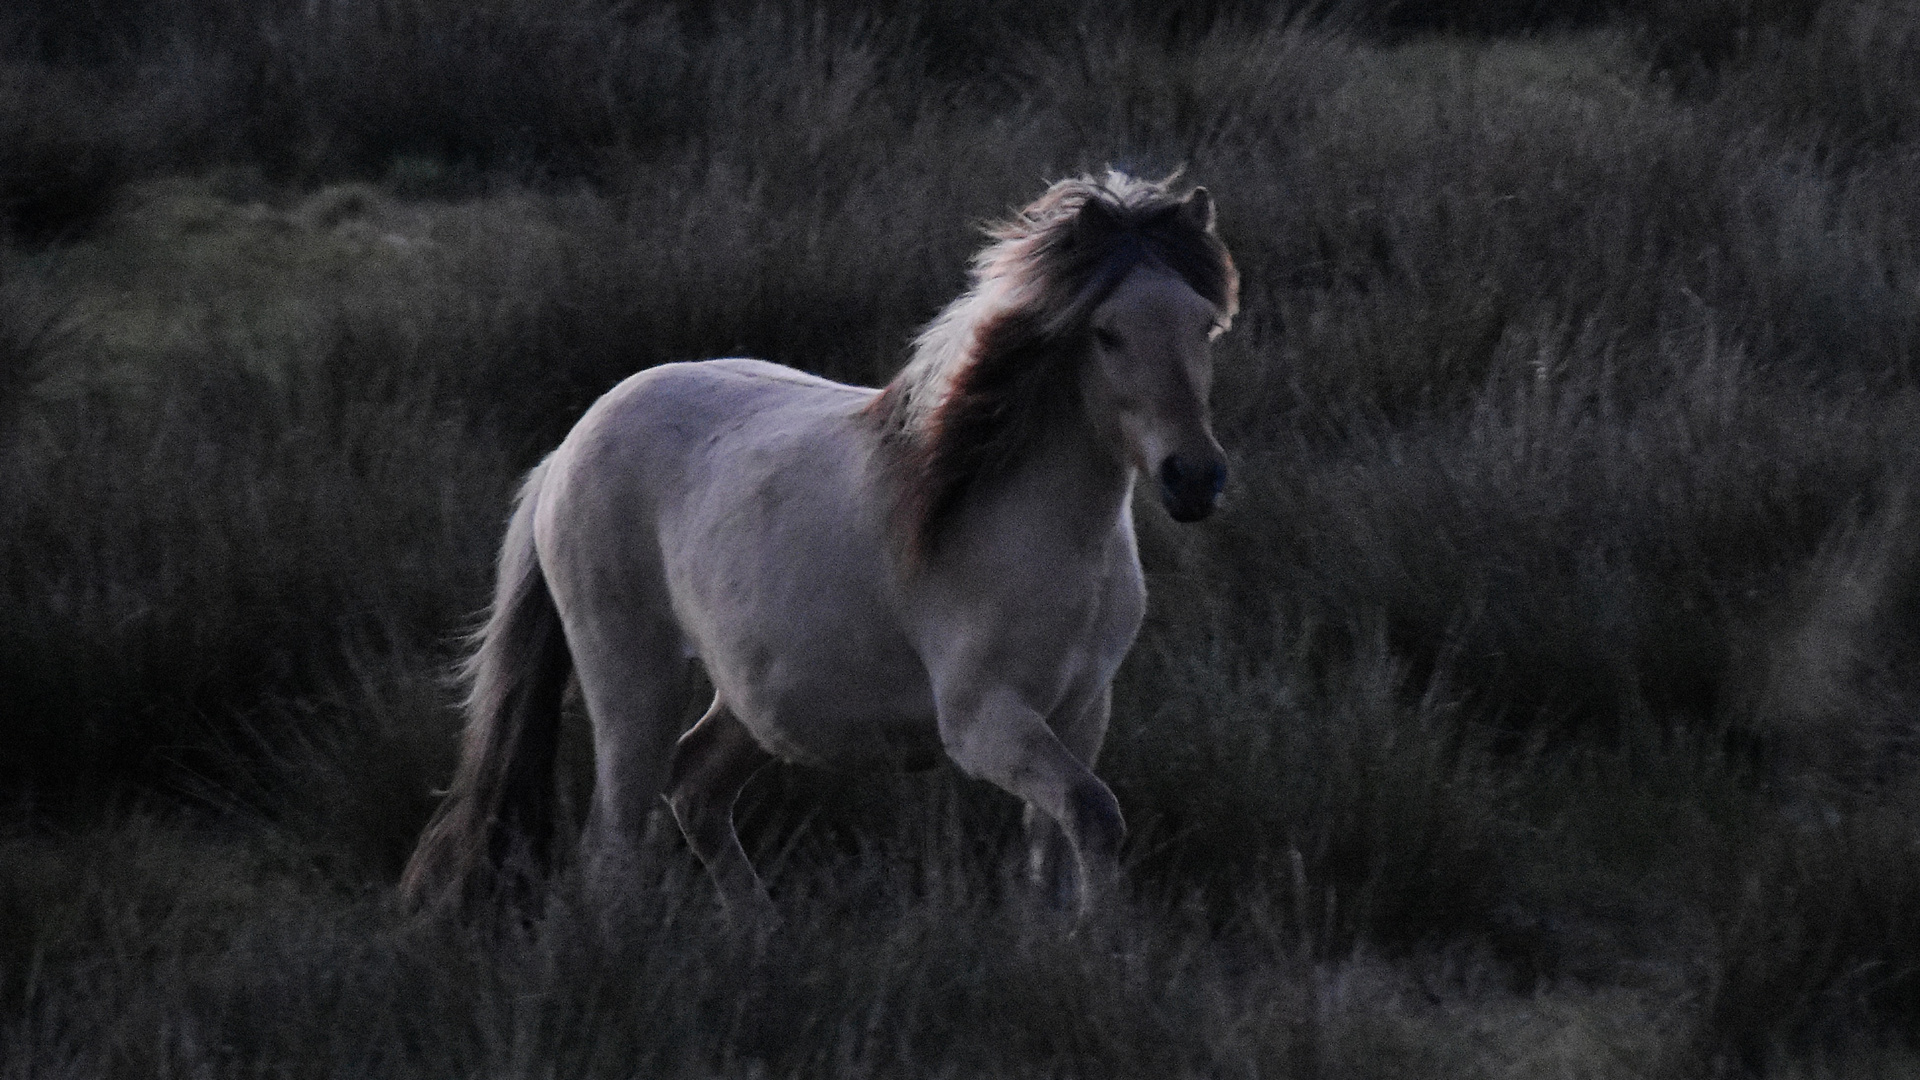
[3, 0, 1917, 1075]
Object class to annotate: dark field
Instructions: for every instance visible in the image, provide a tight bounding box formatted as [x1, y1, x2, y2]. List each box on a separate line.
[4, 1, 1919, 1075]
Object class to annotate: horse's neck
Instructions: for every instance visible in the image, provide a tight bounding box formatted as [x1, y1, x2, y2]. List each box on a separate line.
[999, 400, 1137, 546]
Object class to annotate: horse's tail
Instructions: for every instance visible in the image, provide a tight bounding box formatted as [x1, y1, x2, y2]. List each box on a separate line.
[400, 461, 573, 915]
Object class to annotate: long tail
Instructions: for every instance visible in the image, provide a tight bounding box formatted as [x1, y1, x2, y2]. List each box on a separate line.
[400, 462, 573, 914]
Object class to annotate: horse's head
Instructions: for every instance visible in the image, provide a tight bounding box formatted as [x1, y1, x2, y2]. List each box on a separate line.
[1078, 188, 1233, 523]
[873, 173, 1237, 553]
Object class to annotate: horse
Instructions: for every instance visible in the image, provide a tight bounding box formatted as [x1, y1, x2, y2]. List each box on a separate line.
[400, 171, 1239, 920]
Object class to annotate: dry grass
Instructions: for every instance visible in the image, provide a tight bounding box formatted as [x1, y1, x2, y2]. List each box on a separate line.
[3, 1, 1918, 1074]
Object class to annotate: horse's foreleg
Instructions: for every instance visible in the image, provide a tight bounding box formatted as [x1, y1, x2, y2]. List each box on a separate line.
[938, 685, 1124, 914]
[1029, 685, 1113, 911]
[666, 696, 776, 918]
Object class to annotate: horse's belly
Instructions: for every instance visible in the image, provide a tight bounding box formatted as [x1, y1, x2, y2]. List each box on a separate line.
[760, 707, 945, 773]
[727, 651, 943, 773]
[625, 360, 944, 771]
[675, 533, 939, 771]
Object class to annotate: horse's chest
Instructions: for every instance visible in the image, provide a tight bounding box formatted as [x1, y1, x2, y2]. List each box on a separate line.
[1049, 562, 1147, 683]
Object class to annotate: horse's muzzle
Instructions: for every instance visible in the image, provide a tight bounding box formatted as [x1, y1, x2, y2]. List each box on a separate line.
[1158, 453, 1226, 523]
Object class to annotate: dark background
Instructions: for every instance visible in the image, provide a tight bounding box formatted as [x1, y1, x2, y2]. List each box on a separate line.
[2, 1, 1917, 1074]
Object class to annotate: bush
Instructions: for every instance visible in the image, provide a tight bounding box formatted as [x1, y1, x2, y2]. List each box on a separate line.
[0, 324, 510, 794]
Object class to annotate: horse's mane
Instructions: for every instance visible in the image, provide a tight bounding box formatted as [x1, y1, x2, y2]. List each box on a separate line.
[867, 170, 1239, 559]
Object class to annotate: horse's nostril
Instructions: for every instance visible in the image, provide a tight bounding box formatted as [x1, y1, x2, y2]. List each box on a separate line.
[1157, 455, 1224, 523]
[1158, 456, 1183, 489]
[1160, 455, 1224, 499]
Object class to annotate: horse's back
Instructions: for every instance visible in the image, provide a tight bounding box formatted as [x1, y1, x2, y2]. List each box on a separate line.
[544, 358, 875, 514]
[628, 356, 872, 413]
[572, 357, 870, 458]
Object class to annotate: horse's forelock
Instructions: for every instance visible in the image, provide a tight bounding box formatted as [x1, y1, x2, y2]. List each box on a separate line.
[1014, 177, 1236, 334]
[1037, 235, 1149, 339]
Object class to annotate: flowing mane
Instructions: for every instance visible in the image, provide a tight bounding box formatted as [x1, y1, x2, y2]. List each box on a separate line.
[867, 170, 1240, 558]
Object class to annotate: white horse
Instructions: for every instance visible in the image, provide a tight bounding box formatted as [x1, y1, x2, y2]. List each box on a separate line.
[401, 171, 1239, 918]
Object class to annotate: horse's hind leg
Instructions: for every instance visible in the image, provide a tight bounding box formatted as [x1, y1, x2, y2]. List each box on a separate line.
[565, 608, 690, 909]
[665, 697, 775, 916]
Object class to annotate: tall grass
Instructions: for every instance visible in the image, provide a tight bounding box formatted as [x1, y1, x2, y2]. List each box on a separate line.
[2, 0, 1918, 1073]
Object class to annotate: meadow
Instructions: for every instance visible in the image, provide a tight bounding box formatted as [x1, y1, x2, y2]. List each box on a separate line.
[3, 0, 1918, 1075]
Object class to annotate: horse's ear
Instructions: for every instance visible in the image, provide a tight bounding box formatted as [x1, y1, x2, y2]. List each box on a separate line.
[1181, 187, 1216, 232]
[1071, 196, 1121, 246]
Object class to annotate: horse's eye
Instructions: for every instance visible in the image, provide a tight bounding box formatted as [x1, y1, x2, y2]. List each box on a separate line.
[1092, 328, 1122, 351]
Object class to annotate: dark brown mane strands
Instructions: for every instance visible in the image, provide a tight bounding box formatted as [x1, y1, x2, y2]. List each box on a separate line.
[868, 171, 1239, 561]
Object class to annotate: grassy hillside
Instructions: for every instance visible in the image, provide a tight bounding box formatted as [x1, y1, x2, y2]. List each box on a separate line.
[3, 1, 1918, 1075]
